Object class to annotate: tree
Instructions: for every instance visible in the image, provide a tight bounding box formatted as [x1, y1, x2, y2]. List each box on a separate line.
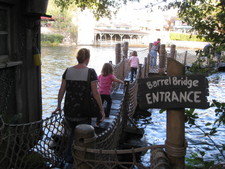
[53, 0, 135, 20]
[165, 0, 225, 47]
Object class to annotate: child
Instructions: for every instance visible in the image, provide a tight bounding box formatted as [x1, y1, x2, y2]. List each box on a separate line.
[150, 38, 160, 67]
[98, 63, 124, 119]
[128, 51, 139, 82]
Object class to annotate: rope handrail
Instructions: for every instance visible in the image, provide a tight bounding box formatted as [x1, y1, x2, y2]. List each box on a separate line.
[3, 111, 60, 127]
[74, 144, 165, 154]
[0, 43, 171, 169]
[73, 145, 165, 154]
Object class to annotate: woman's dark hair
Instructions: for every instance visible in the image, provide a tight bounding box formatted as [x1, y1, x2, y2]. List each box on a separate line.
[76, 48, 90, 63]
[101, 63, 113, 76]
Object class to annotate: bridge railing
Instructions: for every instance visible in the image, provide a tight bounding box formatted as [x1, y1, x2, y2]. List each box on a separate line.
[0, 42, 171, 169]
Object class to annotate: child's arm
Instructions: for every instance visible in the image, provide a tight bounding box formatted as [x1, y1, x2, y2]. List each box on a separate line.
[113, 77, 124, 84]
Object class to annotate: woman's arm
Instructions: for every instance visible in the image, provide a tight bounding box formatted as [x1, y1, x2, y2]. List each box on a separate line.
[53, 79, 66, 113]
[91, 81, 105, 121]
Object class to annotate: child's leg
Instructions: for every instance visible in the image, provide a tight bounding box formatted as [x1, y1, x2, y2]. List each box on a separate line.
[105, 95, 112, 117]
[134, 68, 137, 77]
[130, 67, 134, 81]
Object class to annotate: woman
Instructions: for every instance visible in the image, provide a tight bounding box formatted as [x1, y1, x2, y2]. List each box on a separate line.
[53, 48, 105, 164]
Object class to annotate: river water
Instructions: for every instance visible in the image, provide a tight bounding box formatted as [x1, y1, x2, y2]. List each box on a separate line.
[41, 46, 225, 165]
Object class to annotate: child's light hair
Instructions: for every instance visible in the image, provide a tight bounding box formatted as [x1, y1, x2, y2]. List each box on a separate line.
[101, 63, 113, 76]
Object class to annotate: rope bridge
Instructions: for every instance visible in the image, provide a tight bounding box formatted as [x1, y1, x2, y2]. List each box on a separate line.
[0, 45, 170, 169]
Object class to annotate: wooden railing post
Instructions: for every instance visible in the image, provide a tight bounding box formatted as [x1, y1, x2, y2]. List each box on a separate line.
[115, 43, 121, 64]
[159, 44, 166, 75]
[170, 44, 176, 59]
[138, 64, 142, 79]
[148, 43, 153, 69]
[144, 57, 148, 77]
[74, 124, 96, 169]
[123, 41, 129, 59]
[165, 58, 186, 169]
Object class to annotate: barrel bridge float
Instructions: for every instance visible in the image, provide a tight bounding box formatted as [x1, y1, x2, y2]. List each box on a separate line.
[0, 42, 182, 169]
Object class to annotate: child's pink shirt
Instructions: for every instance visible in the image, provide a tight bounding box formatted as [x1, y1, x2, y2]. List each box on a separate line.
[98, 74, 116, 95]
[129, 56, 139, 68]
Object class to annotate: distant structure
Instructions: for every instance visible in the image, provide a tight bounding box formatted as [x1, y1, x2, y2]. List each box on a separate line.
[94, 22, 149, 45]
[173, 20, 192, 33]
[76, 9, 155, 46]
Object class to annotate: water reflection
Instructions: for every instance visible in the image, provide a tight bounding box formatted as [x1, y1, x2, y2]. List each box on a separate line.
[41, 46, 225, 164]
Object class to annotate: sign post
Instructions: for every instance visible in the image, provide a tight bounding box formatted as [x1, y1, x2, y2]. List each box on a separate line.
[138, 58, 209, 169]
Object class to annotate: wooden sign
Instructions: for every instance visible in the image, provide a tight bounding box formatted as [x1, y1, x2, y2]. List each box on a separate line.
[138, 75, 209, 109]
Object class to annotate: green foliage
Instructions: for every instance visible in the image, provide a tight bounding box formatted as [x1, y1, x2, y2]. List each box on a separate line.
[184, 108, 198, 126]
[186, 151, 215, 169]
[165, 0, 225, 46]
[210, 100, 225, 127]
[186, 48, 218, 75]
[187, 62, 217, 75]
[41, 34, 64, 46]
[45, 0, 78, 43]
[53, 0, 133, 19]
[170, 32, 205, 42]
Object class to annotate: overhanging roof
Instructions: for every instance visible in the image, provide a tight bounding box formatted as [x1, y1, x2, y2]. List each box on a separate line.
[94, 28, 149, 35]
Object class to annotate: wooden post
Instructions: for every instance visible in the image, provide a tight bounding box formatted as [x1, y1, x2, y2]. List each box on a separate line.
[165, 58, 186, 169]
[115, 43, 121, 64]
[123, 41, 129, 59]
[138, 64, 142, 79]
[183, 51, 188, 66]
[74, 124, 96, 169]
[144, 57, 148, 77]
[148, 43, 153, 69]
[170, 44, 176, 59]
[159, 44, 166, 75]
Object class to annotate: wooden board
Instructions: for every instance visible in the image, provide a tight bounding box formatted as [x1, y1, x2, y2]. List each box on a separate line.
[138, 75, 209, 109]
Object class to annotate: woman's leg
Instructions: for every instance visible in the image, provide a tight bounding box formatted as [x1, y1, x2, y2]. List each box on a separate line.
[64, 118, 91, 162]
[64, 119, 77, 163]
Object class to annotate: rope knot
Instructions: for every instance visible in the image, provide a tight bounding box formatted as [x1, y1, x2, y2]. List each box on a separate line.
[165, 140, 187, 157]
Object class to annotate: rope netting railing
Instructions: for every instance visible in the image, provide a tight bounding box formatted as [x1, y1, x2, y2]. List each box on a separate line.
[176, 50, 197, 65]
[73, 145, 167, 169]
[0, 112, 66, 169]
[95, 110, 123, 150]
[113, 58, 130, 81]
[128, 48, 149, 64]
[125, 80, 138, 117]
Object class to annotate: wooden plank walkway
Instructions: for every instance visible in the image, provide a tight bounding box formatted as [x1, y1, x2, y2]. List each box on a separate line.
[91, 84, 124, 134]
